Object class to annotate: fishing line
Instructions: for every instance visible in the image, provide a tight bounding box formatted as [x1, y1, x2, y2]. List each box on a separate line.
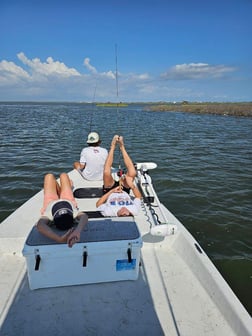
[115, 43, 119, 104]
[89, 81, 98, 133]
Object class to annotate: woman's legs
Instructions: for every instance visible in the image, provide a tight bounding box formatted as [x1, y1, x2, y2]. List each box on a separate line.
[41, 173, 60, 214]
[59, 173, 77, 207]
[103, 135, 119, 188]
[118, 136, 136, 184]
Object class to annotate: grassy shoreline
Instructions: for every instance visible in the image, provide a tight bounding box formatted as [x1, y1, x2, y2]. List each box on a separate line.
[1, 101, 252, 117]
[144, 102, 252, 117]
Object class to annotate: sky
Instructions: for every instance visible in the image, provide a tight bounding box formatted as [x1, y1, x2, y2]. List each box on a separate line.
[0, 0, 252, 102]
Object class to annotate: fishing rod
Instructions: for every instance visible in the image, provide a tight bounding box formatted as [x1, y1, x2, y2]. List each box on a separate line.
[77, 81, 98, 181]
[114, 43, 123, 173]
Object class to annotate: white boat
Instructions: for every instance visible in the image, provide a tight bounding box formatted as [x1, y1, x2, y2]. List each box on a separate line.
[0, 164, 251, 336]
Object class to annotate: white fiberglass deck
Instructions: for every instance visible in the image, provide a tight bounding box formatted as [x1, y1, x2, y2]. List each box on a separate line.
[0, 238, 239, 336]
[0, 231, 251, 336]
[0, 168, 251, 336]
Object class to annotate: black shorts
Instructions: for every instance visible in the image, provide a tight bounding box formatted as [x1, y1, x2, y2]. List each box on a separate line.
[102, 181, 130, 195]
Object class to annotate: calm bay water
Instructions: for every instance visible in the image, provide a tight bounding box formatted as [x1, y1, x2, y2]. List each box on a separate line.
[0, 102, 251, 315]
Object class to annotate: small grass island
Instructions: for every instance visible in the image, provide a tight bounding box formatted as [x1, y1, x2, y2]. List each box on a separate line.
[144, 102, 252, 117]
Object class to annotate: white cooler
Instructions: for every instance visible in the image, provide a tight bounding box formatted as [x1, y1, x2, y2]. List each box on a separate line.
[22, 217, 142, 290]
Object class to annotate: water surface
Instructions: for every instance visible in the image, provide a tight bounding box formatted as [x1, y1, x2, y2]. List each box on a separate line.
[0, 102, 251, 314]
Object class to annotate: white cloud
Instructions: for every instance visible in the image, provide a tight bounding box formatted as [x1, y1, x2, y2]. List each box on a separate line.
[100, 70, 115, 79]
[0, 53, 245, 101]
[126, 73, 150, 81]
[83, 57, 97, 74]
[83, 57, 116, 79]
[0, 53, 121, 100]
[17, 52, 81, 77]
[161, 63, 236, 80]
[0, 60, 30, 84]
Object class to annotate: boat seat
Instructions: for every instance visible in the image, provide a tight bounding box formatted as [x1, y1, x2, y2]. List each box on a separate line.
[82, 211, 104, 218]
[73, 188, 103, 198]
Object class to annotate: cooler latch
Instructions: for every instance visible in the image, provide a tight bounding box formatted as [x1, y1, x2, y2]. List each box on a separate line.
[127, 243, 132, 263]
[83, 246, 88, 267]
[34, 249, 41, 271]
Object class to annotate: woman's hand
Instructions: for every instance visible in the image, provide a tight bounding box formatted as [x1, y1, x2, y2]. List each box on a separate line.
[67, 229, 81, 248]
[113, 185, 123, 193]
[56, 228, 74, 244]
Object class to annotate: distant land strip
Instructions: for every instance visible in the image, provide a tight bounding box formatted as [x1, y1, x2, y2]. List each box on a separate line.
[96, 103, 128, 107]
[144, 102, 252, 117]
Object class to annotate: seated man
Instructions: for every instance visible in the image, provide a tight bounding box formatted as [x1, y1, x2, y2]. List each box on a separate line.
[96, 135, 141, 217]
[74, 132, 108, 181]
[37, 173, 88, 247]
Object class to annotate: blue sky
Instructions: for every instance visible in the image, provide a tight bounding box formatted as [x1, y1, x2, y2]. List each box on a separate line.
[0, 0, 251, 102]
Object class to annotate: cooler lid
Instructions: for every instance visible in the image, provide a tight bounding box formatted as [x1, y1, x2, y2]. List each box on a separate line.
[25, 217, 141, 246]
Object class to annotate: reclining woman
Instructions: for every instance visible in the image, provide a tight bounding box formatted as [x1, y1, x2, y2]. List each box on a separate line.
[96, 135, 142, 217]
[37, 173, 88, 247]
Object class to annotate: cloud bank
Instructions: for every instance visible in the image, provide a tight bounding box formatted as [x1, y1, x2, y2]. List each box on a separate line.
[17, 52, 81, 77]
[161, 63, 236, 80]
[0, 52, 239, 101]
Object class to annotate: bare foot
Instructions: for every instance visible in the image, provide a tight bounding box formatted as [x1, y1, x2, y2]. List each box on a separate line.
[118, 136, 124, 148]
[111, 134, 119, 147]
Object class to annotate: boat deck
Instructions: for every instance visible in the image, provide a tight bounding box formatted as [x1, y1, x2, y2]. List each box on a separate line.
[0, 239, 237, 336]
[0, 169, 251, 336]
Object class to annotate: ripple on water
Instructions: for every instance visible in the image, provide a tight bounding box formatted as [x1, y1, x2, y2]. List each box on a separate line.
[0, 103, 252, 314]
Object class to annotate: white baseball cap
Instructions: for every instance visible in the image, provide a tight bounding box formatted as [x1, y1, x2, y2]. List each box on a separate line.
[87, 132, 100, 144]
